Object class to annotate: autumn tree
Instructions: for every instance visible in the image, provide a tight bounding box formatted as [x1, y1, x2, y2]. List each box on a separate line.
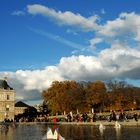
[42, 80, 140, 114]
[42, 81, 87, 114]
[106, 80, 140, 110]
[85, 80, 106, 111]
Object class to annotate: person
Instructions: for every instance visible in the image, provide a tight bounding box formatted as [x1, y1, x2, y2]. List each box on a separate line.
[67, 113, 72, 122]
[133, 112, 138, 122]
[93, 113, 97, 122]
[53, 117, 57, 123]
[75, 114, 80, 122]
[112, 110, 117, 121]
[119, 110, 126, 121]
[109, 110, 116, 121]
[82, 113, 88, 122]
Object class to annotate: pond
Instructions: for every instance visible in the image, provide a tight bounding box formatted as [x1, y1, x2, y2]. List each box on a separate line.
[0, 124, 140, 140]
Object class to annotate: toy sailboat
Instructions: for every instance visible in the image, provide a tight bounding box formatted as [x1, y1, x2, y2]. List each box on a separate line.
[42, 127, 65, 140]
[99, 123, 105, 130]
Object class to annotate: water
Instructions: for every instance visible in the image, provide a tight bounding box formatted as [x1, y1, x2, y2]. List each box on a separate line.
[0, 124, 140, 140]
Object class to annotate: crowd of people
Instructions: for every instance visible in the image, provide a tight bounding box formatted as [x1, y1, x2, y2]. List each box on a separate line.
[6, 110, 140, 123]
[64, 110, 140, 123]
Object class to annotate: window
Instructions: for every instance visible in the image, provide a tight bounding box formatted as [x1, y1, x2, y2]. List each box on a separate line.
[6, 107, 9, 111]
[7, 95, 10, 100]
[6, 105, 9, 111]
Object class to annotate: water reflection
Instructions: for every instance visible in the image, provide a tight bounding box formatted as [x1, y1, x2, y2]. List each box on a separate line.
[0, 124, 14, 140]
[115, 127, 121, 140]
[0, 124, 140, 140]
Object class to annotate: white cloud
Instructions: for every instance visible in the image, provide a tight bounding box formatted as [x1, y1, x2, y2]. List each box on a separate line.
[27, 4, 100, 31]
[11, 10, 25, 16]
[89, 38, 103, 49]
[99, 43, 140, 74]
[0, 67, 64, 102]
[27, 5, 140, 49]
[1, 43, 140, 101]
[27, 5, 140, 45]
[13, 67, 64, 91]
[98, 12, 140, 43]
[83, 12, 140, 55]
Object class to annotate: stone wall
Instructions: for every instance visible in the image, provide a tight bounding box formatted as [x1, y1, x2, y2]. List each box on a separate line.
[0, 89, 15, 121]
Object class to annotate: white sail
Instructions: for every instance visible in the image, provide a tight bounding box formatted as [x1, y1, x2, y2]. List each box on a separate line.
[42, 127, 54, 140]
[42, 127, 65, 140]
[99, 123, 105, 130]
[53, 129, 58, 139]
[47, 127, 54, 139]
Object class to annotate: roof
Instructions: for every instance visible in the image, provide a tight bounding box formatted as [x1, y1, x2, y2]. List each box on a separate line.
[0, 80, 13, 90]
[15, 101, 29, 107]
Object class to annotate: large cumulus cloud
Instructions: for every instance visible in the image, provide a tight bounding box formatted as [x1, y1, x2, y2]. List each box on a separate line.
[1, 43, 140, 101]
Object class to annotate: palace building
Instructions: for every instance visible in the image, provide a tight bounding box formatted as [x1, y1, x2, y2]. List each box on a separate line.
[0, 79, 15, 122]
[15, 101, 29, 115]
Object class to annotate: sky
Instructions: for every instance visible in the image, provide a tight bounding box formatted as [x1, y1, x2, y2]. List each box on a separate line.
[0, 0, 140, 105]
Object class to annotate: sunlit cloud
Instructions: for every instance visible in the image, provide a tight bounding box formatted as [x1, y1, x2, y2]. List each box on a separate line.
[1, 43, 140, 101]
[27, 4, 100, 31]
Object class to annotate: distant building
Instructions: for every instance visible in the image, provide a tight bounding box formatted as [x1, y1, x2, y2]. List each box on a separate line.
[0, 79, 15, 122]
[15, 101, 29, 115]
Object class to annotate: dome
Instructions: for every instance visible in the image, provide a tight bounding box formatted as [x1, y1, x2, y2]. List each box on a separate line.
[0, 80, 13, 90]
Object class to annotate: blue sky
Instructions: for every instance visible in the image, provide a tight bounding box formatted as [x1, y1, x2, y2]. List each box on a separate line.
[0, 0, 140, 104]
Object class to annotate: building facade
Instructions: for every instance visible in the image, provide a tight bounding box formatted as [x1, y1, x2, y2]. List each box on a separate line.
[15, 101, 29, 115]
[0, 80, 15, 122]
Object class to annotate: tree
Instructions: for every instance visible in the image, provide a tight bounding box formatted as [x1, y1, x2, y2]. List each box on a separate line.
[42, 81, 87, 114]
[23, 106, 37, 120]
[42, 80, 140, 113]
[85, 81, 106, 111]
